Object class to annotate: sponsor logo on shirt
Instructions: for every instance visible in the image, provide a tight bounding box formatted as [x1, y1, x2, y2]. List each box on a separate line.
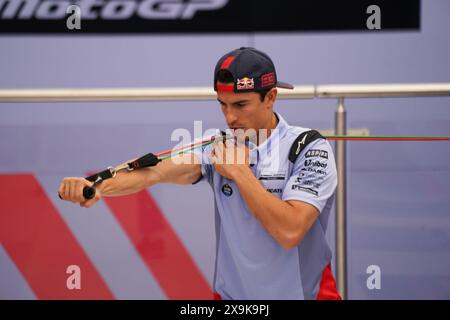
[301, 180, 321, 189]
[221, 184, 233, 196]
[304, 159, 327, 168]
[305, 149, 328, 159]
[291, 185, 318, 196]
[301, 167, 327, 176]
[259, 172, 286, 180]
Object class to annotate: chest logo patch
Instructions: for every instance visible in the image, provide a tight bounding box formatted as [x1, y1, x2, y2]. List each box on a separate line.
[222, 184, 233, 197]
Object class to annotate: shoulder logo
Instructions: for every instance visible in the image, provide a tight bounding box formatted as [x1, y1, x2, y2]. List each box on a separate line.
[295, 134, 308, 155]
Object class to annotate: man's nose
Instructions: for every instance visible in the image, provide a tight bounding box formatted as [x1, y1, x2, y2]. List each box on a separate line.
[223, 106, 238, 125]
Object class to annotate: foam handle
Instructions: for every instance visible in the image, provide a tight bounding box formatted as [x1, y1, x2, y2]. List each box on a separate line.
[127, 153, 161, 170]
[82, 186, 96, 200]
[58, 185, 96, 200]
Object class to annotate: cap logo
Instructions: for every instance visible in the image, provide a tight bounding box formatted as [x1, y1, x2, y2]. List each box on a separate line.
[261, 72, 275, 88]
[220, 56, 235, 69]
[236, 77, 254, 90]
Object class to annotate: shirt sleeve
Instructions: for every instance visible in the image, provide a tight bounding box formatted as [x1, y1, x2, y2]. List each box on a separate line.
[191, 139, 214, 185]
[281, 138, 337, 212]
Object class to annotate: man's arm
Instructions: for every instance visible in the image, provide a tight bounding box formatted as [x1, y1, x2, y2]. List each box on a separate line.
[58, 152, 202, 208]
[210, 140, 333, 251]
[230, 166, 319, 250]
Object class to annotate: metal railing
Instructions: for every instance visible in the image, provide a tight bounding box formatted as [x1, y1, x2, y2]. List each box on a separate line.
[2, 83, 450, 299]
[0, 86, 314, 102]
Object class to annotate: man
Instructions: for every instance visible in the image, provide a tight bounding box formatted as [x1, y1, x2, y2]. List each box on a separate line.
[59, 47, 340, 300]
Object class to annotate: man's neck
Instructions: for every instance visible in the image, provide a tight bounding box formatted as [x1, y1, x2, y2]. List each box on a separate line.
[256, 112, 279, 146]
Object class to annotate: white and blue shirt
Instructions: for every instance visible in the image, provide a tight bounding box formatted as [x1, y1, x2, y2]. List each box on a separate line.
[193, 112, 337, 300]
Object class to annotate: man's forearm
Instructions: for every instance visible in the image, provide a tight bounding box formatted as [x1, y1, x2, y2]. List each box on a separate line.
[97, 154, 202, 197]
[97, 167, 161, 197]
[231, 166, 305, 249]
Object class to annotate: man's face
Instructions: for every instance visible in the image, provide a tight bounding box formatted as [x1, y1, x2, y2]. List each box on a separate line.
[216, 88, 277, 141]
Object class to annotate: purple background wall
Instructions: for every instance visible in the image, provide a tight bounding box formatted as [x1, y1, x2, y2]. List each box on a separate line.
[1, 0, 449, 299]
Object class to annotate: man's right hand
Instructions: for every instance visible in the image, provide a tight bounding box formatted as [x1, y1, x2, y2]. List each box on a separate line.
[58, 177, 101, 208]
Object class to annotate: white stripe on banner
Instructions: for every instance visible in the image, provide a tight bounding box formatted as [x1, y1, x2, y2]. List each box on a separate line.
[151, 183, 215, 288]
[0, 244, 37, 300]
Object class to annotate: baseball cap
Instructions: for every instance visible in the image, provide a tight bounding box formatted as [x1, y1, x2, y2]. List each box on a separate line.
[214, 47, 294, 93]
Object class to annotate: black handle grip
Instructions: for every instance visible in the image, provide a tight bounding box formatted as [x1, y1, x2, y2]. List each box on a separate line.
[58, 153, 160, 202]
[58, 184, 96, 200]
[83, 186, 96, 200]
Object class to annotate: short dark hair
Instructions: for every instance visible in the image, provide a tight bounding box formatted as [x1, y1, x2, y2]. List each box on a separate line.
[216, 70, 270, 102]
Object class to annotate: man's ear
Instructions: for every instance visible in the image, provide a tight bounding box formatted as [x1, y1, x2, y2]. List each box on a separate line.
[265, 88, 278, 106]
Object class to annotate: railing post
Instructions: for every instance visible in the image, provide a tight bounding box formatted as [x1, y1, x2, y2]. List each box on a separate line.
[335, 97, 348, 299]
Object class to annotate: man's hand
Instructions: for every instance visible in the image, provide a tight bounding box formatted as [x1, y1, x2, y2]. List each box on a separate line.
[58, 177, 101, 208]
[210, 140, 252, 180]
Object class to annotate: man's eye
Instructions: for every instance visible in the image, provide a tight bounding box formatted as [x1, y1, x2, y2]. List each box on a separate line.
[235, 103, 246, 108]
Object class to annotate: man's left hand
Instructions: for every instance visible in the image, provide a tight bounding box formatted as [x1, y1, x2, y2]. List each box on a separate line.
[210, 140, 252, 180]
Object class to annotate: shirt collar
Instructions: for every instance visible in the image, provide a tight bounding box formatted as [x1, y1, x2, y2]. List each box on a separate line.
[245, 112, 289, 166]
[254, 112, 289, 151]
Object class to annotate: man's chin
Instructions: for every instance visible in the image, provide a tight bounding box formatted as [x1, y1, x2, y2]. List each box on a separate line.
[227, 128, 258, 144]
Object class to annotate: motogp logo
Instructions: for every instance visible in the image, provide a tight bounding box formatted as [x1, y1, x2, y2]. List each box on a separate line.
[0, 0, 229, 20]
